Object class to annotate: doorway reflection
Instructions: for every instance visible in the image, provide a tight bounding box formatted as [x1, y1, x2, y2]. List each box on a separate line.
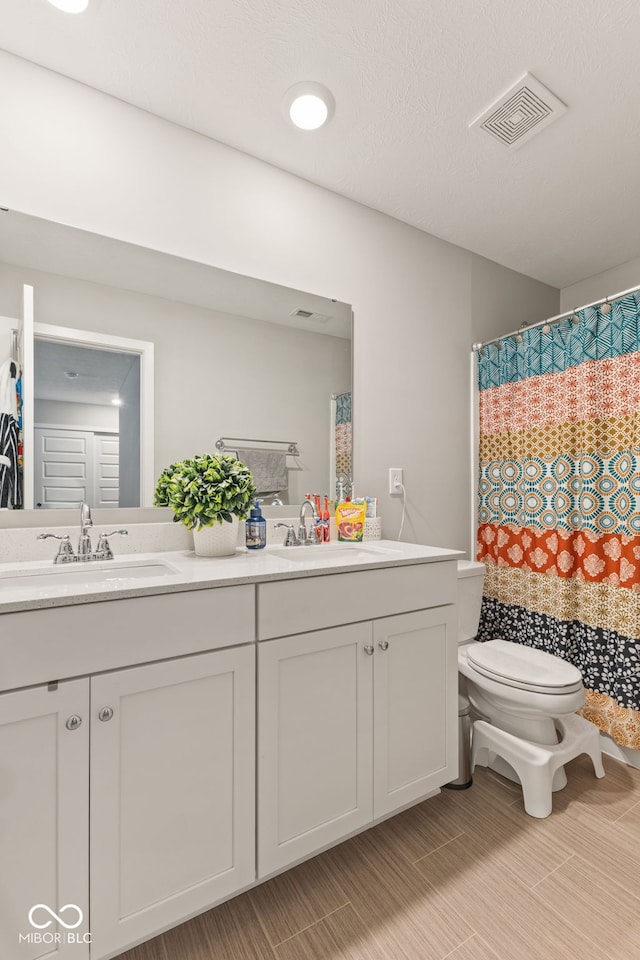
[34, 339, 140, 508]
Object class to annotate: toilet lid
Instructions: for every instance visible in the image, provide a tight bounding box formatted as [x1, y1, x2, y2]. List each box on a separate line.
[467, 639, 583, 694]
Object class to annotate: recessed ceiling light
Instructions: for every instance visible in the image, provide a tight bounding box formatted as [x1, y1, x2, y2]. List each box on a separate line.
[283, 82, 335, 131]
[64, 370, 79, 379]
[111, 397, 122, 406]
[47, 0, 90, 13]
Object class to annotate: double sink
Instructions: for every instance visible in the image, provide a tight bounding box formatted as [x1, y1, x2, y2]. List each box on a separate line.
[0, 540, 408, 608]
[1, 544, 391, 588]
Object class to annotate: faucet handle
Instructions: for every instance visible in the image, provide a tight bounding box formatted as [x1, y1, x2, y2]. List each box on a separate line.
[308, 522, 323, 545]
[275, 523, 300, 547]
[37, 533, 75, 564]
[94, 529, 128, 560]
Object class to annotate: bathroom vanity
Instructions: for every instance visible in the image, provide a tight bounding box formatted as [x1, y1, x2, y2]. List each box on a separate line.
[0, 539, 459, 960]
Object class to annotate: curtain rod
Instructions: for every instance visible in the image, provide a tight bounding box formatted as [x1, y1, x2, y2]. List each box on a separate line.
[472, 281, 640, 352]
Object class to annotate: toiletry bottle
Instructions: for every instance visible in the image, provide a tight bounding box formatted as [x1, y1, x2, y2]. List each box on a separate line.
[245, 499, 267, 550]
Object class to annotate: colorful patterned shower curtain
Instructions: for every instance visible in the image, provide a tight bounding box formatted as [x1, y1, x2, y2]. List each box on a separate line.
[334, 391, 353, 500]
[475, 295, 640, 750]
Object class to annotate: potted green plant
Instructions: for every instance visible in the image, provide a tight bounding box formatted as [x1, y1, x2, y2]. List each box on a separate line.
[154, 453, 256, 557]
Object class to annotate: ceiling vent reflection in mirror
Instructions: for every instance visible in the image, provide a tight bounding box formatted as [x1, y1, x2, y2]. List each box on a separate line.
[469, 72, 567, 149]
[290, 308, 330, 324]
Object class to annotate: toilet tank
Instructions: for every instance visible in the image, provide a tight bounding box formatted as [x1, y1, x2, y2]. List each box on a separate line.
[457, 560, 486, 644]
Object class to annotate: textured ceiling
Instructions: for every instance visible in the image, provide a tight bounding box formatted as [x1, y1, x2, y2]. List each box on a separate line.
[34, 339, 137, 405]
[1, 0, 640, 288]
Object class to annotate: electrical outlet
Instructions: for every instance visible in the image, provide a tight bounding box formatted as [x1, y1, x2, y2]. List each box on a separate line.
[389, 468, 403, 495]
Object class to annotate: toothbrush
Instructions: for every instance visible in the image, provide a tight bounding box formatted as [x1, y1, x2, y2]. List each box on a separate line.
[313, 494, 323, 542]
[323, 496, 331, 542]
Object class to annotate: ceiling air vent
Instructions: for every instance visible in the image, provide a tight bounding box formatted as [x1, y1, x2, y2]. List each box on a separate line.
[469, 73, 566, 148]
[290, 308, 330, 324]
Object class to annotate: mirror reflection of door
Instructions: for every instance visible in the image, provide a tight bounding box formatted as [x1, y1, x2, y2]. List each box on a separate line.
[33, 339, 140, 508]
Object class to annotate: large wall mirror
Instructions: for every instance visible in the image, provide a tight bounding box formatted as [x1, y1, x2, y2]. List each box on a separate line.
[0, 210, 352, 514]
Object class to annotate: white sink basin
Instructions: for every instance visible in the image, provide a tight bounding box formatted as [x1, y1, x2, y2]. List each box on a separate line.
[0, 558, 179, 590]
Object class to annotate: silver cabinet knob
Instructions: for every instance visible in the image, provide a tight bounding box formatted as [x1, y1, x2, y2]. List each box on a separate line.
[98, 706, 114, 722]
[65, 715, 82, 731]
[378, 640, 389, 651]
[364, 644, 374, 656]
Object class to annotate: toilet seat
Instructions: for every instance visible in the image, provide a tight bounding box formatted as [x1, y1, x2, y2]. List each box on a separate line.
[466, 639, 583, 695]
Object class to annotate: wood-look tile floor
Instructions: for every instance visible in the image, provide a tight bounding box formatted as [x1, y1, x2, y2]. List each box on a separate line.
[118, 754, 640, 960]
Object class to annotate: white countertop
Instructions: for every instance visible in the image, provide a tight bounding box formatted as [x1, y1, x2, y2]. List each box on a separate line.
[0, 540, 462, 614]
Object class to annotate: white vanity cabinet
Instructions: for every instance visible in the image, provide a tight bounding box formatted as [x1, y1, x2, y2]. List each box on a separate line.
[256, 562, 458, 877]
[0, 546, 460, 957]
[0, 585, 256, 960]
[89, 645, 255, 960]
[0, 680, 90, 960]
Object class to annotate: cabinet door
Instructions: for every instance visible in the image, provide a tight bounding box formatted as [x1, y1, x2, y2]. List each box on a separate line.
[89, 646, 255, 959]
[0, 680, 89, 960]
[258, 623, 373, 878]
[373, 607, 457, 818]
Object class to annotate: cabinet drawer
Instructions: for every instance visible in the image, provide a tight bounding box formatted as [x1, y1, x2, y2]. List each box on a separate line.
[257, 561, 456, 640]
[0, 585, 254, 691]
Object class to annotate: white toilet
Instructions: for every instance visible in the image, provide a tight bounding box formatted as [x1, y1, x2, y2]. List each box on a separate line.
[456, 560, 604, 817]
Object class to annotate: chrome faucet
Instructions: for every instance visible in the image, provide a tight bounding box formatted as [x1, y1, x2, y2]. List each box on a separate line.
[298, 499, 320, 544]
[77, 501, 93, 560]
[38, 502, 129, 564]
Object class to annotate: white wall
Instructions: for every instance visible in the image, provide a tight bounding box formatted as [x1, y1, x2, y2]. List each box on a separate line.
[118, 357, 140, 508]
[560, 256, 640, 312]
[0, 51, 558, 551]
[0, 316, 15, 365]
[471, 255, 559, 344]
[34, 398, 118, 431]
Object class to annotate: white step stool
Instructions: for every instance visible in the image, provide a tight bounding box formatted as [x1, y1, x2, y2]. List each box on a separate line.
[471, 713, 605, 818]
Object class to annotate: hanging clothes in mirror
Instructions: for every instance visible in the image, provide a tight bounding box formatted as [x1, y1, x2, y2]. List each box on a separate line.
[0, 357, 22, 508]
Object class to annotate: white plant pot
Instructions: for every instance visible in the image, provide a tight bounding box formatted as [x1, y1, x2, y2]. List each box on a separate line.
[192, 517, 239, 558]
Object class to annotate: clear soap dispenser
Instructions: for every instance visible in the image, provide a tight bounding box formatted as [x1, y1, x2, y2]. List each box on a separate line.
[245, 499, 267, 550]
